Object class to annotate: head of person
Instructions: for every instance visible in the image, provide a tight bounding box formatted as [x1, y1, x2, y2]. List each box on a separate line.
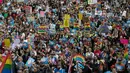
[18, 56, 23, 62]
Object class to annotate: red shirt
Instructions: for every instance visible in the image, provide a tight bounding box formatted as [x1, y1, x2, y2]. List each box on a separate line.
[94, 49, 101, 56]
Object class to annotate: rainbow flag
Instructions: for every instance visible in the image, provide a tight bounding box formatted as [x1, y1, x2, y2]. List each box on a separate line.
[0, 56, 6, 73]
[124, 49, 128, 60]
[68, 54, 85, 73]
[74, 23, 79, 29]
[38, 26, 47, 33]
[73, 54, 85, 62]
[84, 22, 90, 30]
[2, 54, 12, 73]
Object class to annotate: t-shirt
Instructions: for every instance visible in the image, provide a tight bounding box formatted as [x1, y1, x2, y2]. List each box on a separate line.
[3, 13, 8, 18]
[115, 64, 124, 71]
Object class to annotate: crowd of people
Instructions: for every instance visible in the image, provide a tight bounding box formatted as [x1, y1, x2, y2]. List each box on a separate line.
[0, 0, 130, 73]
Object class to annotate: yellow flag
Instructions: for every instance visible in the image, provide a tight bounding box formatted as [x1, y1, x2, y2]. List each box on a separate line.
[4, 39, 11, 48]
[64, 14, 70, 20]
[78, 13, 83, 20]
[64, 20, 69, 27]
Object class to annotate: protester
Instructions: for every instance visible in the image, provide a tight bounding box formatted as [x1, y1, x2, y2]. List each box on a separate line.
[0, 0, 130, 73]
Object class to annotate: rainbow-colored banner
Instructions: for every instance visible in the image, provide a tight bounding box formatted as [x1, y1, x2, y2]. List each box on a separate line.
[2, 54, 12, 73]
[124, 49, 128, 60]
[73, 54, 85, 62]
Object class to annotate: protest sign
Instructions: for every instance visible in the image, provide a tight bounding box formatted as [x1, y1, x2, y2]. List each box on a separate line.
[24, 6, 32, 14]
[74, 63, 84, 69]
[4, 39, 11, 48]
[26, 57, 35, 67]
[24, 0, 28, 3]
[40, 11, 44, 17]
[98, 25, 109, 33]
[88, 0, 97, 4]
[41, 57, 49, 64]
[17, 0, 24, 2]
[88, 0, 93, 4]
[120, 38, 128, 45]
[95, 10, 102, 15]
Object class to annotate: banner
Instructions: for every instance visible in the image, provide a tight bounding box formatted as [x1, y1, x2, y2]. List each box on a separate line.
[25, 6, 32, 14]
[4, 39, 11, 48]
[40, 11, 44, 17]
[17, 0, 24, 2]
